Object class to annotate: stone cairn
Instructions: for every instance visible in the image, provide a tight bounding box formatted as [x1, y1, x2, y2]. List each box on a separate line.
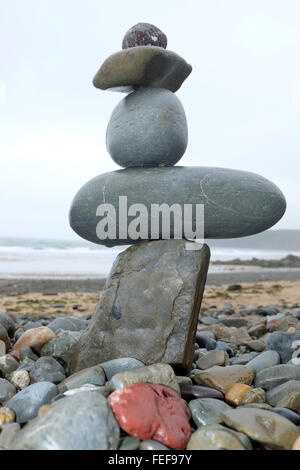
[69, 23, 286, 374]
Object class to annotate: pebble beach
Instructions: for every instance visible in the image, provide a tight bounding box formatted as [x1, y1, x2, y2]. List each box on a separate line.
[0, 275, 300, 450]
[1, 12, 298, 454]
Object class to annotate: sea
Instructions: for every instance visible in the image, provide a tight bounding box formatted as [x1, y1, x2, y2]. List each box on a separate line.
[0, 230, 299, 279]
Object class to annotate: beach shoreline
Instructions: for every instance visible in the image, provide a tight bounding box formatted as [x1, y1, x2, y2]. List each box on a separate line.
[1, 266, 300, 294]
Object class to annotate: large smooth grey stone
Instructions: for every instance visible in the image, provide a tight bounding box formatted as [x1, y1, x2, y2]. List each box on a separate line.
[106, 88, 188, 168]
[9, 391, 120, 450]
[93, 46, 192, 93]
[69, 166, 286, 247]
[266, 331, 300, 363]
[70, 240, 209, 374]
[100, 358, 145, 380]
[255, 364, 300, 390]
[247, 350, 281, 374]
[6, 382, 58, 423]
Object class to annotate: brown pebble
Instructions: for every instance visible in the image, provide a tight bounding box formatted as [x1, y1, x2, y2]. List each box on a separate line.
[225, 384, 252, 406]
[13, 327, 56, 353]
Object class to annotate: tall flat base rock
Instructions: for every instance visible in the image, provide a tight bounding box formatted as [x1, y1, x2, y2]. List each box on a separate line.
[70, 240, 210, 374]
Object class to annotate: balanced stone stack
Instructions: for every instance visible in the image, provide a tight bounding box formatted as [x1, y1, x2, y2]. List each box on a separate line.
[69, 23, 286, 374]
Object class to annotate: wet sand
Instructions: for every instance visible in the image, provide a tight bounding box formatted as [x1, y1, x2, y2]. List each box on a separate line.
[0, 275, 299, 318]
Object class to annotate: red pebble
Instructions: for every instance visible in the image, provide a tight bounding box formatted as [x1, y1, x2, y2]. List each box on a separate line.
[8, 350, 20, 362]
[108, 382, 191, 450]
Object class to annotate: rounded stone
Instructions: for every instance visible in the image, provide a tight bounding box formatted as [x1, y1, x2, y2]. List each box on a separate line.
[9, 391, 120, 450]
[247, 350, 281, 374]
[13, 327, 56, 354]
[6, 381, 58, 423]
[9, 370, 30, 390]
[99, 358, 144, 381]
[189, 398, 232, 427]
[29, 357, 66, 384]
[0, 379, 16, 404]
[106, 88, 188, 168]
[122, 23, 167, 49]
[108, 382, 191, 450]
[225, 383, 252, 406]
[69, 167, 286, 247]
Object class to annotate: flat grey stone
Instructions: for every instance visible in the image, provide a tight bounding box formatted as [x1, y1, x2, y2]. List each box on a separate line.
[106, 87, 188, 168]
[196, 350, 228, 370]
[255, 364, 300, 390]
[247, 350, 281, 374]
[266, 380, 300, 410]
[69, 166, 286, 247]
[10, 391, 120, 450]
[266, 331, 300, 363]
[93, 46, 192, 93]
[6, 381, 58, 423]
[70, 240, 210, 374]
[100, 358, 144, 380]
[29, 357, 66, 384]
[109, 363, 180, 394]
[221, 407, 300, 450]
[57, 364, 105, 393]
[189, 398, 232, 427]
[272, 408, 300, 426]
[0, 378, 16, 404]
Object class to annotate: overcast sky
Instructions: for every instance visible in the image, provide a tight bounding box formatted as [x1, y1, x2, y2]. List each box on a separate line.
[0, 0, 299, 239]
